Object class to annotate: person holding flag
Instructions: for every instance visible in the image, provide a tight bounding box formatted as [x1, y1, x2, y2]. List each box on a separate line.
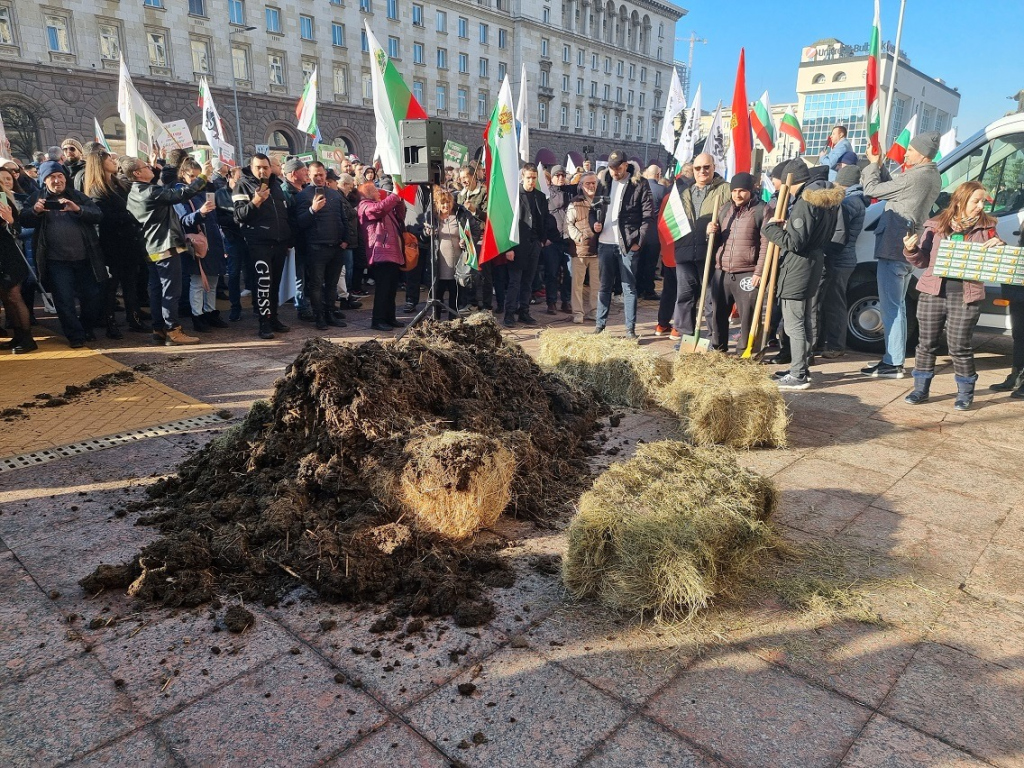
[422, 186, 481, 321]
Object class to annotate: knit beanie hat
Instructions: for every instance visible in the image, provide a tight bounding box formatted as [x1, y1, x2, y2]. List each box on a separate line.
[784, 159, 811, 185]
[909, 131, 941, 160]
[729, 172, 755, 192]
[835, 165, 862, 187]
[282, 158, 306, 174]
[770, 161, 789, 181]
[60, 138, 84, 154]
[38, 160, 67, 184]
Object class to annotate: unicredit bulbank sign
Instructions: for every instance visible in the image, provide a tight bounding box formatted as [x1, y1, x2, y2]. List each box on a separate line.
[801, 40, 908, 64]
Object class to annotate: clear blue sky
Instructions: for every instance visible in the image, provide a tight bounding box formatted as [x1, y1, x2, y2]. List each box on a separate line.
[672, 0, 1023, 140]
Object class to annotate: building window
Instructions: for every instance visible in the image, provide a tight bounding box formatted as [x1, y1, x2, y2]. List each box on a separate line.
[436, 10, 447, 32]
[935, 110, 948, 134]
[603, 83, 609, 99]
[624, 116, 630, 135]
[479, 57, 488, 77]
[638, 92, 645, 108]
[363, 74, 372, 99]
[265, 7, 281, 33]
[98, 24, 122, 60]
[561, 74, 569, 92]
[458, 87, 467, 113]
[413, 80, 423, 102]
[415, 43, 425, 64]
[479, 23, 488, 44]
[591, 53, 598, 70]
[616, 60, 623, 77]
[300, 15, 314, 40]
[457, 52, 467, 72]
[588, 111, 594, 130]
[539, 70, 548, 87]
[562, 44, 570, 63]
[542, 6, 550, 23]
[539, 101, 547, 123]
[577, 49, 584, 67]
[436, 83, 447, 112]
[636, 117, 642, 138]
[302, 58, 317, 87]
[268, 53, 285, 85]
[613, 115, 620, 134]
[498, 62, 506, 81]
[575, 108, 581, 129]
[329, 0, 341, 5]
[388, 36, 399, 58]
[802, 90, 869, 154]
[0, 8, 14, 46]
[656, 46, 662, 61]
[189, 0, 206, 16]
[639, 66, 646, 83]
[231, 46, 249, 79]
[143, 0, 163, 7]
[601, 112, 607, 132]
[191, 39, 211, 73]
[812, 74, 826, 85]
[332, 23, 345, 47]
[147, 31, 167, 66]
[628, 63, 635, 79]
[386, 0, 398, 19]
[498, 28, 507, 48]
[458, 16, 467, 38]
[590, 81, 597, 97]
[576, 78, 583, 95]
[833, 71, 847, 83]
[360, 29, 368, 51]
[540, 38, 548, 57]
[654, 71, 661, 87]
[615, 86, 622, 102]
[560, 105, 567, 126]
[437, 47, 447, 69]
[228, 0, 245, 24]
[411, 3, 422, 25]
[626, 90, 633, 106]
[604, 56, 611, 74]
[333, 64, 348, 97]
[479, 91, 488, 119]
[920, 105, 934, 132]
[45, 14, 71, 53]
[359, 0, 371, 13]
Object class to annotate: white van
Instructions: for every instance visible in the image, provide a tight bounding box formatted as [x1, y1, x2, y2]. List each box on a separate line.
[846, 113, 1024, 353]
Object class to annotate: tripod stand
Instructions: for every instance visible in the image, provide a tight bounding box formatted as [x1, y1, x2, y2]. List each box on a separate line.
[396, 180, 462, 340]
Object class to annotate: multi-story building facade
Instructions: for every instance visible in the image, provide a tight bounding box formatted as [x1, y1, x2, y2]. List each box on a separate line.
[0, 0, 684, 164]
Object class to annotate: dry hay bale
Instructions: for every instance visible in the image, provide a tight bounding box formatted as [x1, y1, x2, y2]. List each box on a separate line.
[563, 440, 778, 621]
[536, 330, 672, 409]
[382, 430, 516, 540]
[659, 353, 788, 449]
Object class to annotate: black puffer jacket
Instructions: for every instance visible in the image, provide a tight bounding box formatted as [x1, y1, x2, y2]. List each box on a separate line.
[547, 183, 576, 238]
[232, 170, 291, 246]
[763, 181, 845, 300]
[594, 162, 655, 250]
[295, 186, 349, 247]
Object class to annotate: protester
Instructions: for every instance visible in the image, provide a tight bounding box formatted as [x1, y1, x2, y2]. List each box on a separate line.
[357, 182, 406, 331]
[344, 175, 370, 299]
[233, 153, 292, 340]
[281, 158, 311, 321]
[20, 161, 105, 348]
[60, 139, 86, 182]
[564, 172, 600, 324]
[337, 172, 362, 312]
[861, 131, 943, 379]
[706, 172, 768, 353]
[0, 167, 36, 353]
[504, 164, 555, 329]
[543, 165, 574, 314]
[763, 159, 844, 390]
[817, 125, 854, 181]
[993, 273, 1024, 399]
[638, 164, 667, 300]
[422, 186, 481, 321]
[175, 158, 228, 333]
[296, 161, 349, 330]
[456, 165, 491, 309]
[902, 181, 1003, 409]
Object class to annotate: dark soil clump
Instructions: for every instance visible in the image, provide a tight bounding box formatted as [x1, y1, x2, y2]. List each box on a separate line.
[84, 318, 603, 624]
[223, 605, 254, 633]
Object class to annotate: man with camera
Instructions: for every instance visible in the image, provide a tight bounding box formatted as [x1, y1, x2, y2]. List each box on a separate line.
[20, 160, 105, 348]
[296, 161, 349, 331]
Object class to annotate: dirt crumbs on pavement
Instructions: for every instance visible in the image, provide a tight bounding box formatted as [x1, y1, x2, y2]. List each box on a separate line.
[82, 318, 603, 626]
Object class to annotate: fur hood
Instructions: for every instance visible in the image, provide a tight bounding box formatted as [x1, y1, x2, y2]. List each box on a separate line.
[800, 181, 845, 209]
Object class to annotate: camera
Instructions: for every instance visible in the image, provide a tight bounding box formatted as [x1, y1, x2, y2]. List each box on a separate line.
[591, 195, 610, 217]
[43, 199, 64, 211]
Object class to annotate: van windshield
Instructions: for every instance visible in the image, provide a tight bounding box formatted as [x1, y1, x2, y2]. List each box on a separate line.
[934, 132, 1024, 216]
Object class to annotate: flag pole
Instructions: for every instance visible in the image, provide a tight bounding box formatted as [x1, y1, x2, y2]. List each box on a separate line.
[881, 0, 907, 154]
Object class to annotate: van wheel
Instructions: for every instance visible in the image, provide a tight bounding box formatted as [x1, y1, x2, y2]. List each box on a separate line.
[845, 281, 918, 355]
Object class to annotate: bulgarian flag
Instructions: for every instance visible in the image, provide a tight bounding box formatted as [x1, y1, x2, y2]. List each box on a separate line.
[295, 66, 318, 137]
[750, 90, 775, 153]
[726, 48, 753, 177]
[460, 219, 479, 270]
[365, 21, 427, 202]
[779, 110, 805, 154]
[887, 113, 918, 166]
[936, 128, 956, 185]
[761, 171, 774, 203]
[94, 117, 111, 152]
[657, 182, 692, 243]
[866, 0, 882, 154]
[479, 76, 520, 264]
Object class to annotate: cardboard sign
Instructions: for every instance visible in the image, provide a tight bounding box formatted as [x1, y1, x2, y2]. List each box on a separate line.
[316, 143, 347, 172]
[255, 144, 270, 155]
[443, 140, 468, 169]
[162, 119, 195, 149]
[933, 239, 1024, 286]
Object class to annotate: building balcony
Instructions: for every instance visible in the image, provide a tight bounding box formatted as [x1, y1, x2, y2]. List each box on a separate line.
[613, 101, 625, 111]
[538, 85, 554, 99]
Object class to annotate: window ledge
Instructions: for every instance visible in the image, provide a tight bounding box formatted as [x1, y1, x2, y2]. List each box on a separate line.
[269, 82, 287, 94]
[100, 57, 119, 70]
[267, 30, 285, 37]
[0, 43, 19, 56]
[149, 64, 172, 77]
[49, 51, 76, 64]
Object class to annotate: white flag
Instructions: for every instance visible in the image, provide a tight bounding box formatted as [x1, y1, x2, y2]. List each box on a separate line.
[703, 102, 726, 178]
[199, 77, 231, 165]
[566, 155, 577, 176]
[516, 63, 530, 164]
[537, 162, 551, 198]
[660, 67, 687, 153]
[0, 110, 11, 159]
[673, 84, 702, 168]
[936, 128, 957, 161]
[118, 57, 171, 159]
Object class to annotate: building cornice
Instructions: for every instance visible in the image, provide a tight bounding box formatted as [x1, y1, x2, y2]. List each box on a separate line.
[798, 54, 960, 99]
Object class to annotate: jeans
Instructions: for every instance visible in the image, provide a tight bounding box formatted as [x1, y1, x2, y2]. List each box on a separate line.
[189, 273, 219, 315]
[877, 258, 914, 365]
[812, 264, 855, 351]
[148, 253, 183, 331]
[338, 248, 354, 299]
[596, 243, 638, 332]
[44, 259, 102, 343]
[541, 241, 571, 306]
[224, 231, 254, 312]
[781, 298, 813, 379]
[506, 242, 541, 317]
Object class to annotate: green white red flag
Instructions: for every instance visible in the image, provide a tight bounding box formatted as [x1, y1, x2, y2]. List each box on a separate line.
[295, 66, 318, 137]
[480, 76, 520, 264]
[761, 171, 773, 203]
[779, 110, 805, 154]
[657, 182, 692, 242]
[887, 113, 917, 166]
[750, 90, 775, 154]
[94, 118, 111, 153]
[935, 128, 956, 162]
[726, 48, 752, 178]
[866, 0, 882, 154]
[460, 219, 478, 270]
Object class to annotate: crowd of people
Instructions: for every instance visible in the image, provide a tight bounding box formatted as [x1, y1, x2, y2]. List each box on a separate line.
[0, 124, 1022, 405]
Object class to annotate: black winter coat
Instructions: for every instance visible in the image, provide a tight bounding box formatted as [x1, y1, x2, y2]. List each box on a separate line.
[232, 171, 292, 246]
[20, 188, 106, 285]
[594, 163, 655, 251]
[295, 186, 350, 247]
[91, 182, 147, 269]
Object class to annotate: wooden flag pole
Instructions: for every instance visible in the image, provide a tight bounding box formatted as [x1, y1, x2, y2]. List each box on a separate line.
[760, 175, 796, 357]
[741, 172, 792, 358]
[679, 205, 720, 354]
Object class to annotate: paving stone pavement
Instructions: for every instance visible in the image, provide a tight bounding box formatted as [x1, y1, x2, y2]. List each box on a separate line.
[1, 294, 1022, 767]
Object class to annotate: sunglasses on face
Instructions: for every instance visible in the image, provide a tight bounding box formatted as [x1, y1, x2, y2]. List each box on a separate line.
[694, 165, 712, 171]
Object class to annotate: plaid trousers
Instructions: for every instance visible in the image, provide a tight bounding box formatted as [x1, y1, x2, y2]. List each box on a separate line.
[914, 288, 982, 377]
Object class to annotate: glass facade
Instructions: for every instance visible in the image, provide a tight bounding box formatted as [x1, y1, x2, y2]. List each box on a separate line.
[801, 90, 867, 155]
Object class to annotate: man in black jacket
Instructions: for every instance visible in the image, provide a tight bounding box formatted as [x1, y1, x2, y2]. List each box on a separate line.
[281, 158, 312, 321]
[542, 165, 575, 315]
[593, 150, 654, 339]
[504, 164, 557, 329]
[296, 161, 348, 331]
[232, 153, 292, 339]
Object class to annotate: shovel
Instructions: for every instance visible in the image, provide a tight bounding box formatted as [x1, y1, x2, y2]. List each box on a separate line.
[678, 206, 719, 354]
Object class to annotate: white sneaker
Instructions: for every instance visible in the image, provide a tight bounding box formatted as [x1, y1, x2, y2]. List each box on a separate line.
[240, 289, 252, 297]
[572, 313, 584, 324]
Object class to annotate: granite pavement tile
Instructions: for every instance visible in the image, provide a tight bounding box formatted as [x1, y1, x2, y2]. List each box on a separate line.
[158, 650, 388, 768]
[927, 594, 1024, 672]
[774, 488, 875, 536]
[838, 418, 949, 453]
[810, 439, 929, 478]
[787, 404, 866, 437]
[65, 725, 180, 768]
[403, 646, 630, 768]
[902, 454, 1024, 503]
[841, 713, 990, 767]
[881, 642, 1024, 767]
[930, 435, 1024, 473]
[965, 544, 1024, 605]
[0, 654, 142, 768]
[990, 508, 1024, 551]
[645, 649, 872, 768]
[870, 479, 1012, 540]
[323, 720, 450, 767]
[785, 424, 842, 449]
[583, 715, 725, 768]
[733, 447, 806, 478]
[772, 458, 896, 504]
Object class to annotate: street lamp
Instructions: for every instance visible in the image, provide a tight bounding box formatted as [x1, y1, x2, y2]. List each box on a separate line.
[230, 26, 257, 163]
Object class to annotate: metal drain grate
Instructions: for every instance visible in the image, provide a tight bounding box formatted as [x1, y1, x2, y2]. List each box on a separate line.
[0, 413, 230, 473]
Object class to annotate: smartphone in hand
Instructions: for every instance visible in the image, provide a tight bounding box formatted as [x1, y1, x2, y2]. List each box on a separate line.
[44, 199, 64, 211]
[206, 192, 216, 205]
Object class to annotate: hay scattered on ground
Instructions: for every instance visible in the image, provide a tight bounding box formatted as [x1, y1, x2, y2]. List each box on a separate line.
[537, 330, 672, 409]
[659, 353, 789, 449]
[82, 318, 603, 623]
[563, 440, 779, 621]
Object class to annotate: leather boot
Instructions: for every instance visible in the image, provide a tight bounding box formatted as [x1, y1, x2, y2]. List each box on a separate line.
[165, 325, 200, 345]
[191, 314, 210, 333]
[105, 316, 123, 340]
[904, 371, 933, 405]
[954, 373, 978, 411]
[205, 310, 229, 328]
[258, 318, 275, 340]
[325, 311, 347, 328]
[270, 317, 290, 332]
[990, 367, 1024, 392]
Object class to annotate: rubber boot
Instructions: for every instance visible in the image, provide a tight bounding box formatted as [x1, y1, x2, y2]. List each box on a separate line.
[990, 367, 1023, 392]
[904, 371, 933, 405]
[954, 373, 978, 411]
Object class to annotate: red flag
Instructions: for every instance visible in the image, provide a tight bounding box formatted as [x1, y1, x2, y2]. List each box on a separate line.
[728, 48, 752, 176]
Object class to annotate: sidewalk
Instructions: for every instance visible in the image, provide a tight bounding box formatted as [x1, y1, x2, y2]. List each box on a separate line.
[1, 296, 1022, 768]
